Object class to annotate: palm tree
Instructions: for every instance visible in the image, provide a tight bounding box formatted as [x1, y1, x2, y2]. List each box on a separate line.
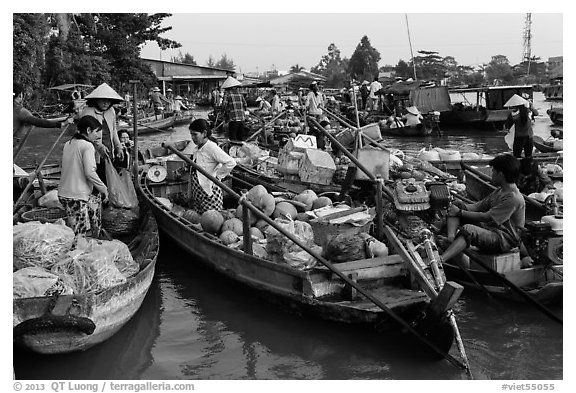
[290, 64, 305, 73]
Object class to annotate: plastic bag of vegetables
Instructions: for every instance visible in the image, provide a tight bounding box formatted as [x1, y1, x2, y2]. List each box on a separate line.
[13, 221, 75, 271]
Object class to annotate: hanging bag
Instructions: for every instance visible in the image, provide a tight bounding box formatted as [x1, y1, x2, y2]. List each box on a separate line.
[104, 156, 138, 209]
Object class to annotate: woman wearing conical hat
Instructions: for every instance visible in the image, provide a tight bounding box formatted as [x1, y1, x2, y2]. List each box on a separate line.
[79, 82, 124, 184]
[504, 94, 539, 158]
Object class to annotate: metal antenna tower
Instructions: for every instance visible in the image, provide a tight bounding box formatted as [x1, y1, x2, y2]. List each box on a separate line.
[522, 13, 532, 77]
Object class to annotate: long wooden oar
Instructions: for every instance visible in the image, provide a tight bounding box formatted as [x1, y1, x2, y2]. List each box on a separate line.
[163, 142, 467, 371]
[13, 123, 72, 214]
[13, 126, 35, 161]
[465, 251, 562, 325]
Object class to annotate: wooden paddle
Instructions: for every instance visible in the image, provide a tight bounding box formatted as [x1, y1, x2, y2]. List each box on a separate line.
[13, 123, 72, 214]
[164, 142, 468, 371]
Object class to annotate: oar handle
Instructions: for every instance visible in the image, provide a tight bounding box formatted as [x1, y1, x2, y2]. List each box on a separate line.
[163, 142, 467, 370]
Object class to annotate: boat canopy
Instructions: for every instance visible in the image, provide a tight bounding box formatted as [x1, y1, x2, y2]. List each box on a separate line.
[410, 86, 452, 113]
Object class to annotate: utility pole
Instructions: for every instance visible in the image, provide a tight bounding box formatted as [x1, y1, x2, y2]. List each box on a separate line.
[522, 13, 532, 81]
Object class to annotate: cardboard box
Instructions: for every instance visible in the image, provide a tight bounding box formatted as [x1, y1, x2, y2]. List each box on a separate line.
[468, 249, 521, 273]
[298, 149, 336, 185]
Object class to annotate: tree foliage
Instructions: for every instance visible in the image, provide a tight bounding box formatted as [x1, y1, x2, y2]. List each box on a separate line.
[216, 54, 235, 70]
[347, 36, 380, 82]
[311, 43, 349, 87]
[14, 13, 180, 107]
[484, 55, 514, 85]
[172, 50, 197, 65]
[290, 64, 305, 73]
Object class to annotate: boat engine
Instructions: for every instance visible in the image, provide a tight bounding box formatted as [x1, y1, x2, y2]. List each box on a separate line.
[524, 220, 563, 265]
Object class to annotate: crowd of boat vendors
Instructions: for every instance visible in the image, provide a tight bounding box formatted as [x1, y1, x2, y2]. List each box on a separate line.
[12, 77, 562, 375]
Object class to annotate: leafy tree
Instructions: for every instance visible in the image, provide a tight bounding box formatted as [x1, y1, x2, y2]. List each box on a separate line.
[485, 55, 514, 85]
[216, 53, 235, 70]
[173, 50, 197, 65]
[311, 43, 349, 87]
[348, 36, 381, 82]
[13, 13, 51, 108]
[412, 50, 447, 82]
[206, 55, 216, 68]
[290, 64, 305, 73]
[15, 13, 180, 105]
[394, 59, 411, 79]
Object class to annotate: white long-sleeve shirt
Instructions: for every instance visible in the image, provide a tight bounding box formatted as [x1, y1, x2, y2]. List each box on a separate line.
[59, 138, 107, 201]
[184, 139, 236, 196]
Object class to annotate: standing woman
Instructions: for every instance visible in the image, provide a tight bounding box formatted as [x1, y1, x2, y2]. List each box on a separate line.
[504, 94, 539, 158]
[58, 116, 108, 237]
[79, 83, 125, 183]
[184, 119, 236, 214]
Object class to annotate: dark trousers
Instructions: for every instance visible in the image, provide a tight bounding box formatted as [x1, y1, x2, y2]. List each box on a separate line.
[228, 121, 245, 141]
[513, 136, 534, 158]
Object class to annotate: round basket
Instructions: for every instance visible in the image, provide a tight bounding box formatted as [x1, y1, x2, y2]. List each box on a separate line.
[20, 207, 67, 223]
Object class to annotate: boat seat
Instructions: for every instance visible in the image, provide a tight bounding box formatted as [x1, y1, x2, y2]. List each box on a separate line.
[465, 247, 521, 273]
[314, 254, 406, 281]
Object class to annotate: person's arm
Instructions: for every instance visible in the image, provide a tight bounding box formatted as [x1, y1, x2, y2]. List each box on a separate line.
[82, 143, 108, 196]
[211, 144, 236, 179]
[18, 107, 63, 128]
[504, 113, 514, 130]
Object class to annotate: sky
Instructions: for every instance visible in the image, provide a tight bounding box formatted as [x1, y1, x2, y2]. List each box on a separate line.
[140, 12, 563, 74]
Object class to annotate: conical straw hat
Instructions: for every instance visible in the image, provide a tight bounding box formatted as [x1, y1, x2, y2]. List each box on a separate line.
[504, 94, 528, 108]
[84, 83, 124, 102]
[221, 76, 241, 89]
[406, 106, 420, 115]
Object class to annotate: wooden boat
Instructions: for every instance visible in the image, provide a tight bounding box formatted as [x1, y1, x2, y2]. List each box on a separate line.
[173, 110, 195, 126]
[546, 107, 563, 125]
[542, 78, 563, 101]
[13, 197, 160, 354]
[442, 257, 562, 305]
[380, 122, 433, 137]
[441, 85, 533, 130]
[533, 136, 562, 154]
[120, 113, 176, 135]
[140, 173, 458, 356]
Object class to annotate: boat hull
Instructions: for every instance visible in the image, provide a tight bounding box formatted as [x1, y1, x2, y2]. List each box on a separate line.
[140, 177, 436, 330]
[443, 263, 562, 305]
[13, 205, 159, 354]
[380, 123, 433, 137]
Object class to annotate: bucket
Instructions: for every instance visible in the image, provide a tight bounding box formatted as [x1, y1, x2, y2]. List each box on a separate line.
[309, 219, 372, 249]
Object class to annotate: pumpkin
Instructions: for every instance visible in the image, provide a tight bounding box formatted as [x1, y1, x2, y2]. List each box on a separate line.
[247, 185, 268, 201]
[182, 209, 201, 224]
[255, 193, 276, 216]
[221, 218, 244, 236]
[249, 227, 264, 239]
[236, 205, 257, 225]
[272, 201, 298, 220]
[312, 196, 333, 210]
[295, 212, 311, 222]
[289, 132, 297, 139]
[220, 230, 240, 245]
[255, 219, 270, 233]
[171, 204, 186, 217]
[294, 190, 318, 211]
[200, 209, 224, 234]
[369, 239, 389, 257]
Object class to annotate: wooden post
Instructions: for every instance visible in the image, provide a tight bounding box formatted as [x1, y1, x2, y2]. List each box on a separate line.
[374, 177, 384, 241]
[242, 204, 253, 256]
[130, 80, 139, 182]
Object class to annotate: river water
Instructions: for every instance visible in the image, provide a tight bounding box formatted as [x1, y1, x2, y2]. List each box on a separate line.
[13, 92, 563, 381]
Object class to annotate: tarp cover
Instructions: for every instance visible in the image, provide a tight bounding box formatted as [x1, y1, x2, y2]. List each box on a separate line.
[409, 86, 452, 113]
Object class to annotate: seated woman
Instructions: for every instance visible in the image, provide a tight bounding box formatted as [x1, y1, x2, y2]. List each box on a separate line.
[183, 119, 236, 214]
[255, 96, 272, 116]
[402, 106, 423, 126]
[58, 115, 109, 237]
[114, 129, 133, 170]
